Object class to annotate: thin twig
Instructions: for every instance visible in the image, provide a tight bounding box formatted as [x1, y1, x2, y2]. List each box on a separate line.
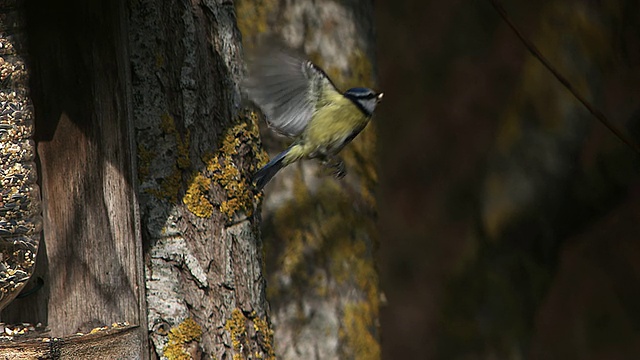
[489, 0, 640, 154]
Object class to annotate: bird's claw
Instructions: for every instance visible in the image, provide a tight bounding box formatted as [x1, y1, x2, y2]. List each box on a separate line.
[332, 161, 346, 179]
[322, 158, 346, 179]
[320, 156, 346, 179]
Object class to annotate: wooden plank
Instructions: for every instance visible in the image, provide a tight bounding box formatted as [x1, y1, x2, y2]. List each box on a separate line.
[2, 1, 147, 356]
[0, 324, 142, 359]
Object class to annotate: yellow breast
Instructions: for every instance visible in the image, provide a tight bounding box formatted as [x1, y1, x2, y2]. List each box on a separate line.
[302, 89, 370, 155]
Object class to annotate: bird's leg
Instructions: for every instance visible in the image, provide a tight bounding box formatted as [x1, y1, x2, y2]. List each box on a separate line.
[320, 155, 346, 179]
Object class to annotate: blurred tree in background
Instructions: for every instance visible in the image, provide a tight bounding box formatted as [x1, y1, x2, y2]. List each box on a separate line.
[375, 0, 640, 359]
[236, 0, 381, 359]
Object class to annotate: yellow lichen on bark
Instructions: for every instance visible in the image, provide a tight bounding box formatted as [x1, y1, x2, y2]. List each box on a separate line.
[252, 311, 276, 360]
[181, 111, 267, 219]
[211, 112, 267, 219]
[183, 172, 214, 218]
[163, 318, 203, 360]
[224, 309, 276, 360]
[225, 309, 247, 353]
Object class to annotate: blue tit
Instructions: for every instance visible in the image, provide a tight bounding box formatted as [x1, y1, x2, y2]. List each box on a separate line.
[244, 46, 383, 190]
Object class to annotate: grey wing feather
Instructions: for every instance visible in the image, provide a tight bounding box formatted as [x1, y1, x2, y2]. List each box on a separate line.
[244, 48, 336, 137]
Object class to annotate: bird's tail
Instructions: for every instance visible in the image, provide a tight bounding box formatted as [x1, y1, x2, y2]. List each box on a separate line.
[253, 147, 291, 190]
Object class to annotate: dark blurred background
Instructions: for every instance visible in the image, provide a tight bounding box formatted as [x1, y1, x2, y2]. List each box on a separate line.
[374, 0, 640, 359]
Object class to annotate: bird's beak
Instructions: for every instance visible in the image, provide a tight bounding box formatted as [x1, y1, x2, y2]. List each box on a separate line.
[377, 93, 384, 102]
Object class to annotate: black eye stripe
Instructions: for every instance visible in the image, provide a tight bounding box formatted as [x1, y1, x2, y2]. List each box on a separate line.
[345, 87, 377, 98]
[352, 93, 376, 99]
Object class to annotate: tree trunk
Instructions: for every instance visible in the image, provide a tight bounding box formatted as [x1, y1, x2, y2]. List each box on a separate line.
[236, 1, 382, 359]
[129, 0, 273, 358]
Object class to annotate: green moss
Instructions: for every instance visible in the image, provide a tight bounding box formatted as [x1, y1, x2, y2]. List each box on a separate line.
[137, 143, 154, 183]
[159, 111, 190, 169]
[146, 112, 191, 203]
[155, 52, 165, 69]
[147, 164, 182, 204]
[163, 318, 203, 360]
[160, 111, 177, 134]
[177, 131, 191, 170]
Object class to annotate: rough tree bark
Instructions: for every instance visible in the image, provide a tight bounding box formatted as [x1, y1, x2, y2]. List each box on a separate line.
[236, 1, 382, 359]
[129, 0, 273, 359]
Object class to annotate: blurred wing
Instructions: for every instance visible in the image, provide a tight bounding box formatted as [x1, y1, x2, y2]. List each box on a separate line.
[244, 47, 338, 137]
